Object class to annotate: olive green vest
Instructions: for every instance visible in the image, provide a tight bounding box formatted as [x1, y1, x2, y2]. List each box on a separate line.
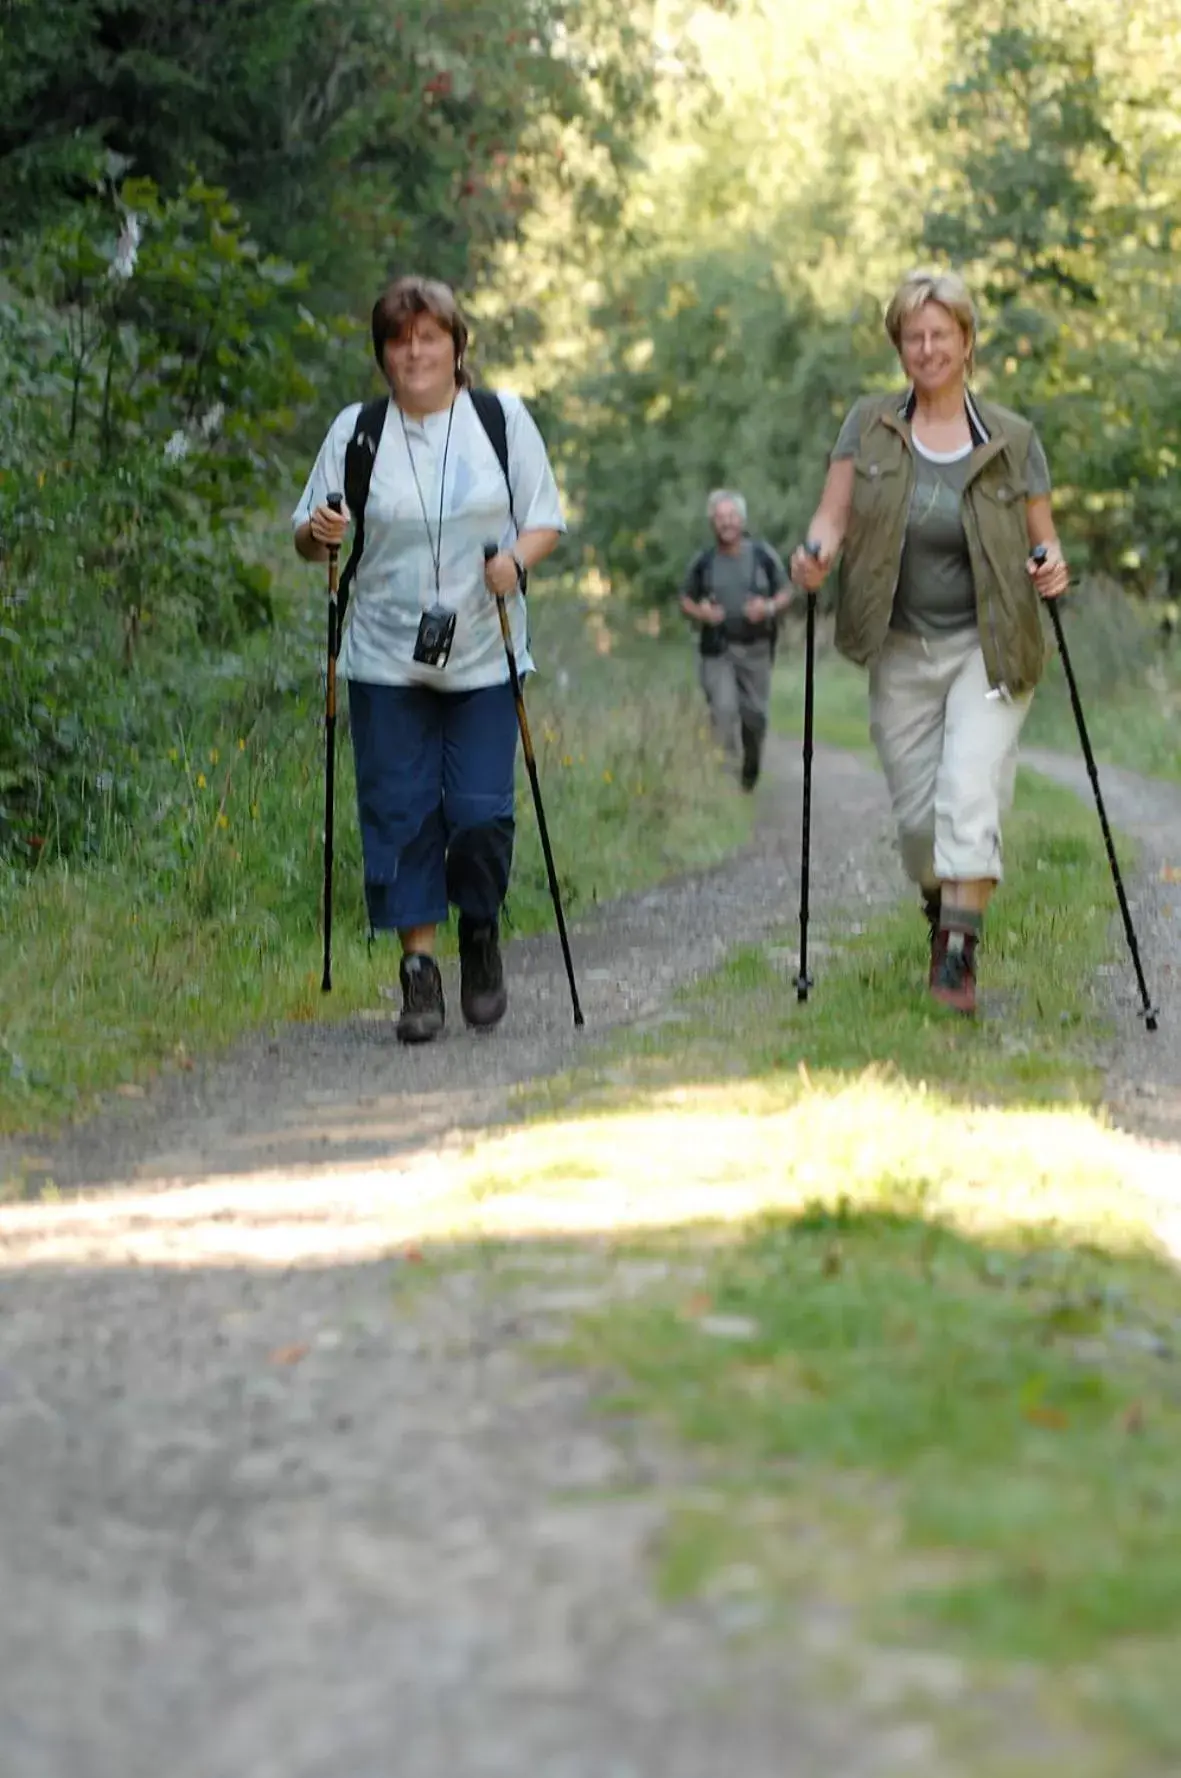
[835, 392, 1047, 694]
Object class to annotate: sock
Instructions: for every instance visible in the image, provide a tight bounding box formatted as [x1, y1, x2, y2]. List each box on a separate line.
[940, 906, 983, 954]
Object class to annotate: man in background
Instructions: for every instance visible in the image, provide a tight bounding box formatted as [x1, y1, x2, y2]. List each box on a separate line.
[680, 489, 791, 790]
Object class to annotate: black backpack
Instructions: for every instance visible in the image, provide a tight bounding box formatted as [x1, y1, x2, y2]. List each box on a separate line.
[336, 388, 515, 625]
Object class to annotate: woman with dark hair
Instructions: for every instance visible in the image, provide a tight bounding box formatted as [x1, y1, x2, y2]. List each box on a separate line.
[293, 276, 565, 1044]
[791, 269, 1069, 1016]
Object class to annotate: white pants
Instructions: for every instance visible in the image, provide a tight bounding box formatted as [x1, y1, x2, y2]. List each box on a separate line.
[868, 629, 1032, 888]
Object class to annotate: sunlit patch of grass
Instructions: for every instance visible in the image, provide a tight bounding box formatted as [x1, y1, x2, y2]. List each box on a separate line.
[518, 768, 1114, 1129]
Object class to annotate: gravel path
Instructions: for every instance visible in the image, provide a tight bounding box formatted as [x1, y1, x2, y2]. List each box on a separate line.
[0, 738, 896, 1199]
[3, 732, 1180, 1778]
[1, 737, 941, 1778]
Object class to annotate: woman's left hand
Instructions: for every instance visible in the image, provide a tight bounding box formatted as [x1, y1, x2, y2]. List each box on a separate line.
[484, 550, 521, 598]
[1028, 545, 1070, 601]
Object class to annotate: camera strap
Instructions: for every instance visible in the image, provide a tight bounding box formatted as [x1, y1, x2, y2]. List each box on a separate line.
[399, 398, 456, 603]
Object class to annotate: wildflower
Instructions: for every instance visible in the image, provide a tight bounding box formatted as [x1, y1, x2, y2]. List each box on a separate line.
[602, 769, 613, 784]
[199, 402, 225, 440]
[164, 430, 189, 464]
[196, 772, 207, 789]
[237, 738, 246, 752]
[209, 747, 219, 765]
[168, 748, 179, 763]
[561, 754, 573, 767]
[108, 212, 142, 282]
[250, 802, 260, 820]
[217, 813, 229, 830]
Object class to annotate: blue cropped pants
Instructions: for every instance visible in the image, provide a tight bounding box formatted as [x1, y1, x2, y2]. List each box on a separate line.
[347, 679, 518, 932]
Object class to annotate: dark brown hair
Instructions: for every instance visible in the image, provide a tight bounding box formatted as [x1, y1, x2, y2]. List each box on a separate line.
[370, 275, 471, 387]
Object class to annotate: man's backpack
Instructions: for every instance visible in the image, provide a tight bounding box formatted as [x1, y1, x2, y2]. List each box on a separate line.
[336, 388, 515, 626]
[689, 541, 783, 658]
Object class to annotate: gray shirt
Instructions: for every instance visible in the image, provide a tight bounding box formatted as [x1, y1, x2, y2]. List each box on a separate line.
[681, 539, 787, 643]
[831, 405, 1052, 639]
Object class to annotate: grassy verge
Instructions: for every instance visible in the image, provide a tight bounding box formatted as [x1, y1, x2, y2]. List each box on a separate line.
[0, 561, 748, 1134]
[521, 767, 1112, 1121]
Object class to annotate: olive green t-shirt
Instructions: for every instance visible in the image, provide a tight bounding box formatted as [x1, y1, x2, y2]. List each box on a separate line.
[830, 406, 1052, 638]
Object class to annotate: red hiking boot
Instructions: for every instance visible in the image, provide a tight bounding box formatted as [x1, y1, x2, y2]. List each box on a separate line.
[929, 928, 978, 1016]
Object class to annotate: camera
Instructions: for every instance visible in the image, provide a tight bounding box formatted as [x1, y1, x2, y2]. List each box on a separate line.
[413, 603, 457, 669]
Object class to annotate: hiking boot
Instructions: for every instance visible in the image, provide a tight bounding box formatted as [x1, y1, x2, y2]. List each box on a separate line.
[459, 916, 508, 1030]
[396, 953, 445, 1044]
[929, 929, 978, 1016]
[740, 731, 761, 793]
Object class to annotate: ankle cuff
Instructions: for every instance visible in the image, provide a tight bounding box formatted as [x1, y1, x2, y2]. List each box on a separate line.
[939, 906, 983, 938]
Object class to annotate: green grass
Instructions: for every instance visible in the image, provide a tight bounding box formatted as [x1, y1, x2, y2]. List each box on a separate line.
[522, 766, 1112, 1124]
[0, 576, 749, 1135]
[772, 636, 872, 753]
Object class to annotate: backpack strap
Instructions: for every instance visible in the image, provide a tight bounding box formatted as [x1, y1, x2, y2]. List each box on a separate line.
[335, 388, 515, 648]
[469, 387, 515, 528]
[688, 546, 714, 601]
[751, 541, 780, 597]
[338, 396, 388, 629]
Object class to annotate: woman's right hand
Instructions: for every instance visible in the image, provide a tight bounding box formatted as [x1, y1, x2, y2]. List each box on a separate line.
[308, 500, 351, 548]
[790, 540, 832, 592]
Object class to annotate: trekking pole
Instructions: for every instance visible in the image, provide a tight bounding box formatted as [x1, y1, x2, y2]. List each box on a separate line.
[796, 541, 821, 1003]
[1033, 545, 1159, 1031]
[321, 491, 344, 993]
[484, 543, 584, 1027]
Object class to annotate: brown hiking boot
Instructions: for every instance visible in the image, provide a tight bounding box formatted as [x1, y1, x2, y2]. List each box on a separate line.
[396, 953, 445, 1044]
[458, 916, 508, 1030]
[929, 929, 978, 1016]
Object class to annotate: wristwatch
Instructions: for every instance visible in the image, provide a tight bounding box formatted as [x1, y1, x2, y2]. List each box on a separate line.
[511, 550, 528, 593]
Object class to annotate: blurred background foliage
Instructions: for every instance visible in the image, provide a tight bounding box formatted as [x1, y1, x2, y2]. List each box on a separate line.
[2, 0, 1180, 866]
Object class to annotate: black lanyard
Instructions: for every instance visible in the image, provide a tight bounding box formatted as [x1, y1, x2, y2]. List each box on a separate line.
[399, 398, 456, 599]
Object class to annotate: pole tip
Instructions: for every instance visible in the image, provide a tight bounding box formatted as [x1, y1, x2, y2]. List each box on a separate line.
[796, 973, 812, 1003]
[1145, 1010, 1159, 1032]
[574, 1009, 586, 1029]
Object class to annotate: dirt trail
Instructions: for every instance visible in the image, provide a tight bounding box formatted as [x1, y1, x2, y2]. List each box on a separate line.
[2, 734, 1180, 1778]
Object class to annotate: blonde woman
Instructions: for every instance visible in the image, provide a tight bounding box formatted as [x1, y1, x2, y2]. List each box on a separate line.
[791, 269, 1069, 1015]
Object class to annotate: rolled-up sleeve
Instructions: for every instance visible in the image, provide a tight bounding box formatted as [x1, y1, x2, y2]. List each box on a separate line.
[501, 393, 567, 534]
[291, 404, 360, 530]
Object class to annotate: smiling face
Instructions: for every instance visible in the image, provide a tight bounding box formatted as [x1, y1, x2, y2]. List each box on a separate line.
[897, 299, 971, 398]
[383, 312, 458, 415]
[710, 498, 745, 548]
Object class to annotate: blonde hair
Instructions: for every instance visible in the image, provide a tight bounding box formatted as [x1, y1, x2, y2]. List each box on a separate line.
[885, 269, 978, 369]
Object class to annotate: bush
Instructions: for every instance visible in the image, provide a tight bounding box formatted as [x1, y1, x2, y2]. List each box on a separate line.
[0, 167, 331, 861]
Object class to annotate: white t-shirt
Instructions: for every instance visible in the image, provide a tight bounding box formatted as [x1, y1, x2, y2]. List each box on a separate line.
[292, 389, 566, 689]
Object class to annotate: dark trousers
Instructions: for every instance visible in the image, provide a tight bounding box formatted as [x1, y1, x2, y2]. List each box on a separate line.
[348, 679, 517, 931]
